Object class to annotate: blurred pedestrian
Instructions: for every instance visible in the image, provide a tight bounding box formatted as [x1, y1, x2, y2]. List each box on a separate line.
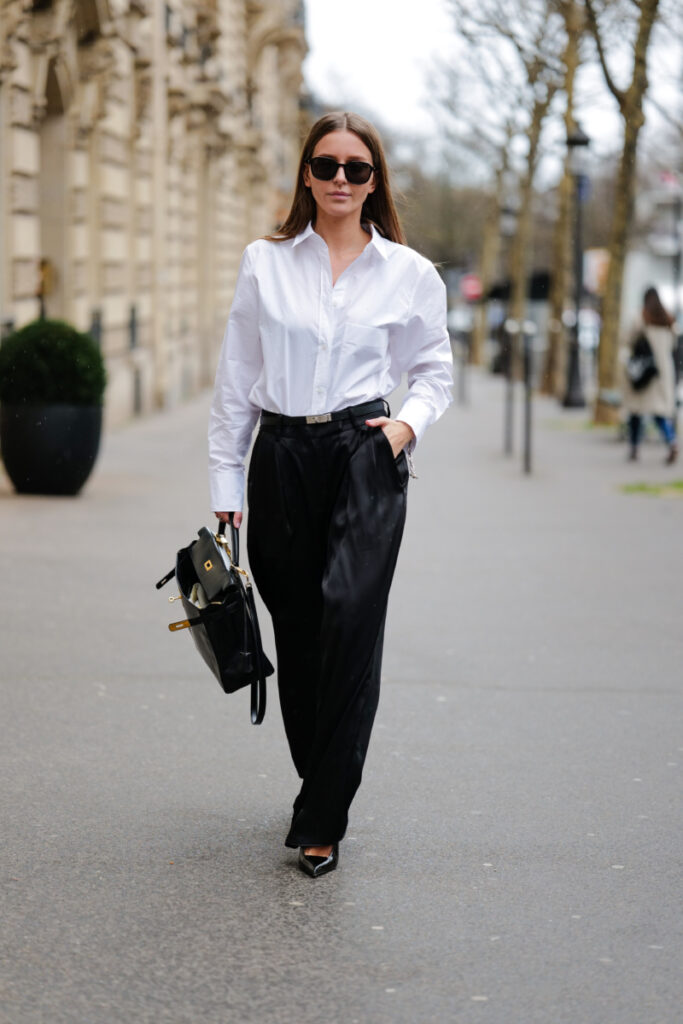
[622, 286, 678, 464]
[208, 112, 453, 877]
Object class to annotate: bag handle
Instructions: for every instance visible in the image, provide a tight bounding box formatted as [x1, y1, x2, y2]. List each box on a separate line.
[156, 567, 175, 589]
[217, 514, 240, 567]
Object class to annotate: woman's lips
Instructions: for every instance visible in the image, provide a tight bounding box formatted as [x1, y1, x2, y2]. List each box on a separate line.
[330, 192, 350, 198]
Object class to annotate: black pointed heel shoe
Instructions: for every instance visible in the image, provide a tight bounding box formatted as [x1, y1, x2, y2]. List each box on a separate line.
[298, 844, 339, 878]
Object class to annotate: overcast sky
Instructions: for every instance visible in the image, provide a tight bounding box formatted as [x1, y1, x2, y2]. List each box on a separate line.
[302, 0, 682, 182]
[303, 0, 454, 137]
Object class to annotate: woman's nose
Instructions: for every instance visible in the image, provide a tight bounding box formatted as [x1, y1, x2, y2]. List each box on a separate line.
[333, 165, 348, 183]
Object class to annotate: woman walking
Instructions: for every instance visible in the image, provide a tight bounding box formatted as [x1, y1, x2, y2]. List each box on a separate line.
[622, 286, 678, 464]
[208, 112, 452, 877]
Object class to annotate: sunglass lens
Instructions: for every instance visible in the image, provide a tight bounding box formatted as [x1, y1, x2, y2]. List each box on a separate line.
[345, 162, 373, 184]
[309, 158, 337, 180]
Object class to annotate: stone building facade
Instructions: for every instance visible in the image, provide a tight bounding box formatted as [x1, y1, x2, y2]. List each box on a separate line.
[0, 0, 307, 425]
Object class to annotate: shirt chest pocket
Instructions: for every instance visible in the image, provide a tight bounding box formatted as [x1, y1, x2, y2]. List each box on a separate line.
[341, 322, 388, 365]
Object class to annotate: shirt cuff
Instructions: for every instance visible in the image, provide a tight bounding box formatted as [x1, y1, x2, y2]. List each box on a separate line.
[395, 396, 433, 445]
[210, 468, 246, 514]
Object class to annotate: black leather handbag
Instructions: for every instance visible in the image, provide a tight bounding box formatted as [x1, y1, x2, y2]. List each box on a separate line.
[626, 332, 659, 391]
[156, 517, 272, 724]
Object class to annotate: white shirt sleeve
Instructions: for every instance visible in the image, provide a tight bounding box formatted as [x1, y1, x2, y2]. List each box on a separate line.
[394, 262, 453, 442]
[208, 247, 262, 512]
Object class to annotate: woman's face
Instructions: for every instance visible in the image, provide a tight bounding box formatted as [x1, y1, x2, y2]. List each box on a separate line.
[303, 130, 376, 222]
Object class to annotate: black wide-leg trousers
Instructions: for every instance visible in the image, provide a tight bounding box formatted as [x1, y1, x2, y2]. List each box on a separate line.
[246, 409, 408, 848]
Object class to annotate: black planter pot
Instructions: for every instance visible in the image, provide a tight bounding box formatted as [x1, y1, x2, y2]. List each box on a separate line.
[0, 404, 102, 496]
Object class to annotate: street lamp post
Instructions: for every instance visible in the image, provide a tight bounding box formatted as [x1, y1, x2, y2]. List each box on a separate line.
[499, 201, 518, 454]
[563, 126, 590, 409]
[503, 317, 519, 455]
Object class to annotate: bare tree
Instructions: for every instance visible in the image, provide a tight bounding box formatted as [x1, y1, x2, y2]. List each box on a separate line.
[446, 0, 566, 362]
[427, 57, 521, 363]
[584, 0, 662, 423]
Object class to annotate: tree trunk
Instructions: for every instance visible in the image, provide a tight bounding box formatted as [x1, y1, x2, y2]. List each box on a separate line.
[472, 163, 507, 366]
[541, 1, 581, 397]
[509, 92, 553, 330]
[590, 0, 660, 424]
[542, 165, 572, 395]
[593, 113, 642, 422]
[471, 211, 500, 366]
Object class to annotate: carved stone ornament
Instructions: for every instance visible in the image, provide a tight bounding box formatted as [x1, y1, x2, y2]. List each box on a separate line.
[134, 67, 152, 131]
[77, 37, 117, 86]
[133, 16, 152, 70]
[0, 2, 22, 84]
[76, 78, 106, 139]
[27, 0, 73, 52]
[247, 9, 306, 77]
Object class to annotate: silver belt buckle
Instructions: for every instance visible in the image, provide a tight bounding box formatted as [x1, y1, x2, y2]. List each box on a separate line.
[305, 413, 332, 424]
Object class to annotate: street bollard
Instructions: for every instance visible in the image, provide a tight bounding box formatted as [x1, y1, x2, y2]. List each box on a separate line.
[457, 330, 468, 406]
[503, 318, 519, 455]
[522, 320, 537, 475]
[449, 328, 468, 407]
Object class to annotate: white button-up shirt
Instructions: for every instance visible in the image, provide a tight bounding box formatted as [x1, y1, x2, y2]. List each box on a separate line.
[209, 222, 453, 511]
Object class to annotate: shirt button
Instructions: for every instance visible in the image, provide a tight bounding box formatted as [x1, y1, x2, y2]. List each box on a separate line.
[332, 296, 343, 308]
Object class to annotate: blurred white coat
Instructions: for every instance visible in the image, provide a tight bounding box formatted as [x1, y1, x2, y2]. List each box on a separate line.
[620, 321, 676, 417]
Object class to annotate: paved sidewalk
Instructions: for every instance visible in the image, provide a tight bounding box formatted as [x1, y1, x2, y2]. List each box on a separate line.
[1, 370, 682, 1024]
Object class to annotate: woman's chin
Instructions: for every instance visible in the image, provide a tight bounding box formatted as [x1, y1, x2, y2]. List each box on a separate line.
[321, 198, 357, 214]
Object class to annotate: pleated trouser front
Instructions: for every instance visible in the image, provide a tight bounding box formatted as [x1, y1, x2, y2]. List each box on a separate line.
[246, 413, 408, 848]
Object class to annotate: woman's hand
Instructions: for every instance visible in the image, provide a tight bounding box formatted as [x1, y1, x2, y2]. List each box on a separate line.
[365, 416, 415, 457]
[215, 511, 242, 528]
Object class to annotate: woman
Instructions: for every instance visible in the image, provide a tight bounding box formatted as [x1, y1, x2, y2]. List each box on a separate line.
[208, 112, 453, 878]
[622, 286, 678, 464]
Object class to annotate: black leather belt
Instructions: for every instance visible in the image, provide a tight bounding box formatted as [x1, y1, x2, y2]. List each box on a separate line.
[260, 399, 389, 428]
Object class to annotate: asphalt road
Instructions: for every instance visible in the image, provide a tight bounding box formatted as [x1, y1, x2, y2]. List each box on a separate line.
[2, 370, 682, 1024]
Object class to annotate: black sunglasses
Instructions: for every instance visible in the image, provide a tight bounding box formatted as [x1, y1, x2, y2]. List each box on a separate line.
[307, 157, 375, 185]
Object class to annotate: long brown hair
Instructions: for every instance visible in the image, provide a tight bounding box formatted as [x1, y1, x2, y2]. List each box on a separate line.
[643, 286, 674, 327]
[265, 112, 406, 245]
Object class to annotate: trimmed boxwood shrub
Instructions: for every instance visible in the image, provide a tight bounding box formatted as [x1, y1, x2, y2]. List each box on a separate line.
[0, 319, 106, 405]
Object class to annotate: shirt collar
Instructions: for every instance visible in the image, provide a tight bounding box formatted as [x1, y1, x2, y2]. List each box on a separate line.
[292, 222, 318, 247]
[366, 223, 392, 260]
[292, 221, 392, 260]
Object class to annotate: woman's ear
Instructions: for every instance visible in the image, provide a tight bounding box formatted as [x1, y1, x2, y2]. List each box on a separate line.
[303, 164, 311, 188]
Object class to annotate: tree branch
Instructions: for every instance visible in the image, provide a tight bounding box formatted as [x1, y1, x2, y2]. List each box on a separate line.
[583, 0, 626, 110]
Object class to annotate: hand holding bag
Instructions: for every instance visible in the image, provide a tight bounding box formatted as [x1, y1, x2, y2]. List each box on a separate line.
[155, 517, 272, 724]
